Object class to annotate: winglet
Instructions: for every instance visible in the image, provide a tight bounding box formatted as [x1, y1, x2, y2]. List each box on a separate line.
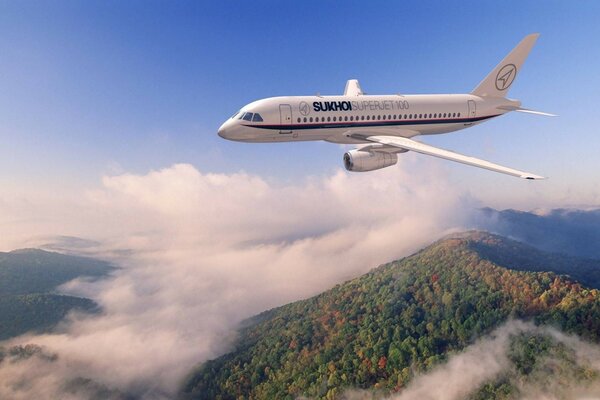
[521, 173, 546, 180]
[344, 79, 363, 96]
[472, 34, 539, 97]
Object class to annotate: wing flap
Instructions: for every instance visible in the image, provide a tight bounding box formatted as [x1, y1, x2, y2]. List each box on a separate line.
[362, 135, 545, 180]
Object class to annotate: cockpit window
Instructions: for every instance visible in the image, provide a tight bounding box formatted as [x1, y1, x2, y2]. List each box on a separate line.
[252, 113, 263, 122]
[242, 112, 254, 121]
[231, 111, 240, 119]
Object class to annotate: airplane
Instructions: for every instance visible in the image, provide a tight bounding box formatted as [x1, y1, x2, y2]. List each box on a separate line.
[218, 33, 554, 179]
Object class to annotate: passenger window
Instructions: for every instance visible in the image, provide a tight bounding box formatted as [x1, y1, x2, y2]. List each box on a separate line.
[252, 113, 263, 122]
[297, 118, 300, 123]
[458, 113, 461, 117]
[350, 116, 353, 121]
[382, 115, 386, 120]
[344, 116, 348, 121]
[333, 117, 336, 121]
[327, 116, 331, 122]
[361, 116, 365, 120]
[243, 113, 253, 121]
[309, 117, 313, 122]
[304, 117, 307, 122]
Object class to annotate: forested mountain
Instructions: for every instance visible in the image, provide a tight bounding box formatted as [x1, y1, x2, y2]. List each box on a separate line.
[0, 248, 113, 295]
[0, 249, 114, 340]
[180, 231, 600, 400]
[475, 208, 600, 259]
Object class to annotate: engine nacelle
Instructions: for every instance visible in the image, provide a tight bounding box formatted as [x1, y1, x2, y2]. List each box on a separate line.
[343, 149, 398, 172]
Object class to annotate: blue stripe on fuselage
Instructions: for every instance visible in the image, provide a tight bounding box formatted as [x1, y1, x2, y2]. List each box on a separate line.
[244, 114, 500, 131]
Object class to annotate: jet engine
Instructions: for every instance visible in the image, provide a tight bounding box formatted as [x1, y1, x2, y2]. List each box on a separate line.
[343, 149, 398, 172]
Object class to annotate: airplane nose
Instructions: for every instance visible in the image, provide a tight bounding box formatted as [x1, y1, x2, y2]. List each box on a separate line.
[217, 120, 244, 141]
[218, 120, 231, 139]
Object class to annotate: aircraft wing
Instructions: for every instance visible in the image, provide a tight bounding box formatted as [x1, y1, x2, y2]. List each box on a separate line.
[356, 135, 545, 180]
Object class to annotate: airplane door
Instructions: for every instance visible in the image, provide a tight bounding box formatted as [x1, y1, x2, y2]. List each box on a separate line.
[468, 100, 476, 118]
[279, 104, 292, 134]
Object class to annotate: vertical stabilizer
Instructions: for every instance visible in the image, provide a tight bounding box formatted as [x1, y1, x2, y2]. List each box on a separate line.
[344, 79, 363, 96]
[471, 33, 539, 97]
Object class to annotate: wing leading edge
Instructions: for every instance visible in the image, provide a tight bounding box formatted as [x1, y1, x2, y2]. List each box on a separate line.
[356, 135, 545, 180]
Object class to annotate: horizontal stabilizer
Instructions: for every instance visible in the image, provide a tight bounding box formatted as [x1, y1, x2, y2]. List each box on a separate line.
[355, 134, 546, 180]
[497, 105, 557, 117]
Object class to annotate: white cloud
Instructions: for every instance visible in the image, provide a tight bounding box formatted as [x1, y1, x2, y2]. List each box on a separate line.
[0, 159, 473, 398]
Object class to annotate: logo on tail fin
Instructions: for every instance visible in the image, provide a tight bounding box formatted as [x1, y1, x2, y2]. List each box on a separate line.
[495, 64, 517, 91]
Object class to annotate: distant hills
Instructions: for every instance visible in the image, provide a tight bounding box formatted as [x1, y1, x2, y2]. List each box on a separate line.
[0, 249, 114, 340]
[475, 207, 600, 259]
[180, 231, 600, 400]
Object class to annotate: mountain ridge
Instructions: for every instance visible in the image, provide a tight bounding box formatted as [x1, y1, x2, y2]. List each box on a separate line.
[0, 248, 114, 340]
[475, 207, 600, 259]
[180, 231, 600, 399]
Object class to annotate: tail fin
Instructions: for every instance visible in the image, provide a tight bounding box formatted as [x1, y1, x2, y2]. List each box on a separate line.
[472, 33, 539, 97]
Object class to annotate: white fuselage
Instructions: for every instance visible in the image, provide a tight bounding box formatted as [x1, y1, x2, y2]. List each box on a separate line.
[218, 94, 518, 144]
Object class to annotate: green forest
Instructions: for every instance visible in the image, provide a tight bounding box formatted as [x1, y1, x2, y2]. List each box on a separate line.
[180, 231, 600, 399]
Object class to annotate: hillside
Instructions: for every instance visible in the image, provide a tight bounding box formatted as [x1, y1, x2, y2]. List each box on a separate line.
[180, 231, 600, 400]
[0, 249, 114, 339]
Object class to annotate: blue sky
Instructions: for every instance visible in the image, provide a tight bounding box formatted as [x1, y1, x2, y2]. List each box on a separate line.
[1, 1, 599, 205]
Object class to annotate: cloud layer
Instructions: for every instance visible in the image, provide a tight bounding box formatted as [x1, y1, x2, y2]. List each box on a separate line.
[0, 160, 473, 398]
